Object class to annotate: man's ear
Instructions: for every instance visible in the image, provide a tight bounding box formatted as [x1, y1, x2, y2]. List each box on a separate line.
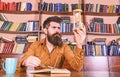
[43, 28, 47, 34]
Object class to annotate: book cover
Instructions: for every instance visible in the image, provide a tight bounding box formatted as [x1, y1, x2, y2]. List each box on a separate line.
[26, 2, 32, 11]
[0, 14, 7, 21]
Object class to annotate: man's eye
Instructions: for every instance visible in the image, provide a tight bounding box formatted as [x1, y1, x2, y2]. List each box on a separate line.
[58, 27, 60, 29]
[51, 26, 60, 29]
[52, 27, 56, 28]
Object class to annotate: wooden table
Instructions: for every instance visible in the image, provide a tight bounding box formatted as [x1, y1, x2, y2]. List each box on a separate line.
[0, 70, 120, 77]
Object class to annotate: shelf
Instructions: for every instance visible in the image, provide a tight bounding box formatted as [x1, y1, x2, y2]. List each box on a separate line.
[0, 53, 23, 55]
[0, 11, 39, 14]
[0, 54, 23, 60]
[87, 32, 120, 36]
[84, 12, 120, 16]
[1, 10, 119, 16]
[0, 30, 43, 34]
[40, 11, 73, 15]
[58, 32, 120, 35]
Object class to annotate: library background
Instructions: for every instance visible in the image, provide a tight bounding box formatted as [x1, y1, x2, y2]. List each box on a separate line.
[0, 0, 120, 72]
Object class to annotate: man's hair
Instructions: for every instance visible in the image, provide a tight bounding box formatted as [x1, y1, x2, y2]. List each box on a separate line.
[43, 16, 62, 29]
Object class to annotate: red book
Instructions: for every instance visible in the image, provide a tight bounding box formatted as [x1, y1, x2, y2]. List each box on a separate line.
[0, 2, 4, 10]
[9, 2, 16, 11]
[3, 2, 7, 10]
[7, 42, 15, 53]
[2, 43, 8, 53]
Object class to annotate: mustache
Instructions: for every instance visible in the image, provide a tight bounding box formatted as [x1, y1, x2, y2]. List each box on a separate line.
[52, 33, 61, 38]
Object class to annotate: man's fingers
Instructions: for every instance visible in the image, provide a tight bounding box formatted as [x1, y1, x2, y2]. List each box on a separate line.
[25, 56, 41, 67]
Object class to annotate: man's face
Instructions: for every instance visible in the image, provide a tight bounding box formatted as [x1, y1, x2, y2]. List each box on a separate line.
[46, 22, 62, 47]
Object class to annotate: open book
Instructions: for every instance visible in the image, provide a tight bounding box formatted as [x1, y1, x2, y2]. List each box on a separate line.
[29, 68, 71, 74]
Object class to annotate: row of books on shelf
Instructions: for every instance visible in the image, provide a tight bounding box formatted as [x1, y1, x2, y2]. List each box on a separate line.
[0, 21, 74, 33]
[1, 36, 120, 56]
[85, 3, 120, 13]
[71, 3, 120, 13]
[0, 35, 38, 43]
[87, 22, 120, 34]
[60, 23, 73, 33]
[0, 36, 73, 54]
[39, 2, 120, 13]
[0, 42, 32, 54]
[0, 14, 74, 33]
[15, 35, 38, 43]
[39, 2, 69, 12]
[0, 1, 120, 13]
[0, 20, 39, 32]
[0, 1, 32, 11]
[84, 38, 120, 56]
[0, 35, 38, 54]
[85, 43, 120, 56]
[2, 20, 119, 34]
[61, 22, 120, 34]
[1, 42, 120, 56]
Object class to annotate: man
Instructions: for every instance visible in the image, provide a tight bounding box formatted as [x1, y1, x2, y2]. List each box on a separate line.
[17, 16, 86, 71]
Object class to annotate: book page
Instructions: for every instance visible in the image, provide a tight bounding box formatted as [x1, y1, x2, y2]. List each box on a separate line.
[29, 68, 71, 74]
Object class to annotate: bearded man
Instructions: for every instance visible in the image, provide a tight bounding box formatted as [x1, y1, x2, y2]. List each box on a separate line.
[17, 16, 86, 71]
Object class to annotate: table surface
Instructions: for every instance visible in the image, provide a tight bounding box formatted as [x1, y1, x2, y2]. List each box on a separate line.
[0, 70, 120, 77]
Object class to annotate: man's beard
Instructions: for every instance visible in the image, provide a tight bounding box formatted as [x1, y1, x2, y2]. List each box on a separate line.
[47, 32, 62, 47]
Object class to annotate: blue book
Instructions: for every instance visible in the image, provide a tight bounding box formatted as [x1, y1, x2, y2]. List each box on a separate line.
[117, 5, 120, 13]
[106, 45, 111, 56]
[117, 45, 120, 56]
[101, 44, 107, 56]
[57, 3, 63, 12]
[41, 2, 47, 11]
[0, 21, 9, 30]
[33, 21, 39, 31]
[26, 2, 32, 11]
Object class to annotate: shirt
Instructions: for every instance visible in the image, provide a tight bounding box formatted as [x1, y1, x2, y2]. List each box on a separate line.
[17, 38, 84, 71]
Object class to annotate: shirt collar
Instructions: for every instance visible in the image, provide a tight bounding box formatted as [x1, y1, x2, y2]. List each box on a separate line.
[40, 38, 46, 46]
[40, 38, 58, 48]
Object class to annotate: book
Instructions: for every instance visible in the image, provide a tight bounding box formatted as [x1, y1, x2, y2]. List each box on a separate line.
[32, 72, 70, 77]
[26, 2, 32, 11]
[0, 36, 13, 42]
[92, 17, 104, 23]
[0, 14, 7, 21]
[117, 16, 120, 24]
[29, 68, 71, 75]
[12, 43, 25, 54]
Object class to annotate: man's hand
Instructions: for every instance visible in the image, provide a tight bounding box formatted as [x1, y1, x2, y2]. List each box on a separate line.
[73, 23, 86, 48]
[23, 56, 41, 67]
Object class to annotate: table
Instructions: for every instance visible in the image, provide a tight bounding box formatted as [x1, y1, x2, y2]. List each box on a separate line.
[0, 70, 120, 77]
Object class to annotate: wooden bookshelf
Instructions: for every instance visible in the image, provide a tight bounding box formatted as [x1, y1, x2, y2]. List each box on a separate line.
[0, 0, 119, 72]
[0, 30, 42, 34]
[40, 11, 73, 15]
[87, 32, 120, 36]
[0, 11, 39, 14]
[85, 12, 120, 16]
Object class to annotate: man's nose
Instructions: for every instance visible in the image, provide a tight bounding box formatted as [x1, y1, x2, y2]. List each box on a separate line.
[55, 28, 60, 33]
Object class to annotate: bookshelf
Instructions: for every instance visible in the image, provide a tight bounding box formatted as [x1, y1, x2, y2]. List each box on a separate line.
[0, 0, 120, 72]
[0, 0, 40, 60]
[83, 0, 120, 72]
[84, 0, 120, 55]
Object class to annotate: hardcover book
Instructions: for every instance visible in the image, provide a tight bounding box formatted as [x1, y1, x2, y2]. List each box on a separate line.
[29, 68, 71, 75]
